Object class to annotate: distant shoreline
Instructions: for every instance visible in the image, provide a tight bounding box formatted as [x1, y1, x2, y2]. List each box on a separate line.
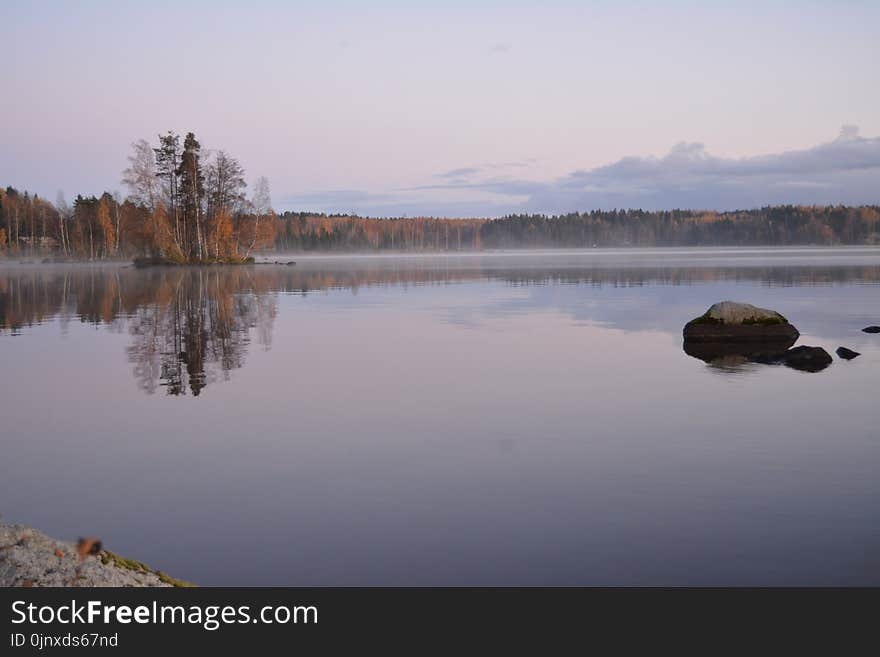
[1, 242, 880, 267]
[3, 183, 880, 261]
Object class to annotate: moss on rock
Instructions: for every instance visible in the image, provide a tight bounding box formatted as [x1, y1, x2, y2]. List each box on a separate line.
[100, 550, 196, 588]
[742, 314, 787, 326]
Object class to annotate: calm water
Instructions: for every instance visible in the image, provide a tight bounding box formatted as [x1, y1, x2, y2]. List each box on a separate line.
[2, 248, 879, 585]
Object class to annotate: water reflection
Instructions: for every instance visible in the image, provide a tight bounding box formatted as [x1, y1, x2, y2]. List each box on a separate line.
[683, 339, 796, 368]
[2, 255, 879, 392]
[124, 269, 276, 395]
[681, 339, 838, 373]
[3, 253, 880, 585]
[0, 267, 277, 396]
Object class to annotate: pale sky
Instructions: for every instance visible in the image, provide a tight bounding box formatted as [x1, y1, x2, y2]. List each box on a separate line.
[2, 0, 879, 216]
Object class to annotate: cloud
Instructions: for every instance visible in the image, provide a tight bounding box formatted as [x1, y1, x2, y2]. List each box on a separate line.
[489, 43, 511, 53]
[278, 127, 880, 217]
[279, 189, 393, 208]
[279, 187, 514, 218]
[575, 126, 878, 181]
[435, 167, 481, 179]
[488, 159, 536, 169]
[424, 126, 880, 214]
[520, 126, 880, 212]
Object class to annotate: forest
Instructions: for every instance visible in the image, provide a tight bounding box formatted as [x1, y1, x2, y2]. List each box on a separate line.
[1, 132, 879, 259]
[274, 205, 880, 251]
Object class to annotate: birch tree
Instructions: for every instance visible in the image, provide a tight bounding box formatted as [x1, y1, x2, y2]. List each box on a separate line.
[122, 139, 160, 211]
[55, 190, 71, 255]
[245, 176, 272, 258]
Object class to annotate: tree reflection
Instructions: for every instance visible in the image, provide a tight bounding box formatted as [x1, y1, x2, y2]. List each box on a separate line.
[0, 266, 277, 396]
[2, 260, 879, 394]
[124, 269, 276, 395]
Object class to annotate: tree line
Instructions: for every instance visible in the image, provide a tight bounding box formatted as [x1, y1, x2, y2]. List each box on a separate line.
[272, 205, 880, 250]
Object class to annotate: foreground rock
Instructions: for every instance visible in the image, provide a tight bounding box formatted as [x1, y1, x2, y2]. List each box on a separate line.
[863, 326, 880, 334]
[0, 522, 190, 587]
[836, 346, 861, 360]
[683, 301, 799, 343]
[780, 346, 833, 372]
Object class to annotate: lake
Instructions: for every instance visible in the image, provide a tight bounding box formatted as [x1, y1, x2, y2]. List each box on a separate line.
[2, 248, 879, 585]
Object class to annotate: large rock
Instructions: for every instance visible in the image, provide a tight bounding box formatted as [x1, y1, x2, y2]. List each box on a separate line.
[781, 346, 833, 372]
[683, 301, 799, 343]
[863, 326, 880, 334]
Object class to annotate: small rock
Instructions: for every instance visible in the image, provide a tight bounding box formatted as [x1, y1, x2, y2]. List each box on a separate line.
[862, 326, 880, 333]
[836, 346, 861, 360]
[782, 346, 832, 372]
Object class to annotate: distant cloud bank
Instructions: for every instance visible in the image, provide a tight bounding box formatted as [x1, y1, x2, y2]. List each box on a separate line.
[281, 127, 880, 217]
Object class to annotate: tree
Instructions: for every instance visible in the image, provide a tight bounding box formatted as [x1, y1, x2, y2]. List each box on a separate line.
[177, 132, 205, 260]
[122, 139, 159, 211]
[5, 187, 20, 249]
[243, 176, 274, 258]
[205, 151, 247, 259]
[0, 188, 5, 250]
[205, 151, 247, 217]
[54, 191, 72, 255]
[73, 195, 97, 259]
[97, 194, 116, 257]
[154, 132, 182, 250]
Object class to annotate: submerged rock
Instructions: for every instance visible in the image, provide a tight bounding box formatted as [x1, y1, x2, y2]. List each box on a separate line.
[862, 326, 880, 334]
[781, 346, 833, 372]
[683, 301, 799, 343]
[836, 346, 861, 360]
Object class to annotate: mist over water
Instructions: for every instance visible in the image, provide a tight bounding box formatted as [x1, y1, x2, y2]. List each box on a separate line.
[2, 248, 879, 584]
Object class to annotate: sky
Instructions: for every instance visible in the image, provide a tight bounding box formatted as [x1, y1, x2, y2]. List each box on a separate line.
[2, 0, 879, 217]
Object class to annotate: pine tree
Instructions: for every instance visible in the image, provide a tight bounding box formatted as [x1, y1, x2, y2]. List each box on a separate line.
[177, 133, 205, 260]
[154, 132, 182, 252]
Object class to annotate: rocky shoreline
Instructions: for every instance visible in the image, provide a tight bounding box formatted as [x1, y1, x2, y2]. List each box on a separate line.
[0, 522, 192, 588]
